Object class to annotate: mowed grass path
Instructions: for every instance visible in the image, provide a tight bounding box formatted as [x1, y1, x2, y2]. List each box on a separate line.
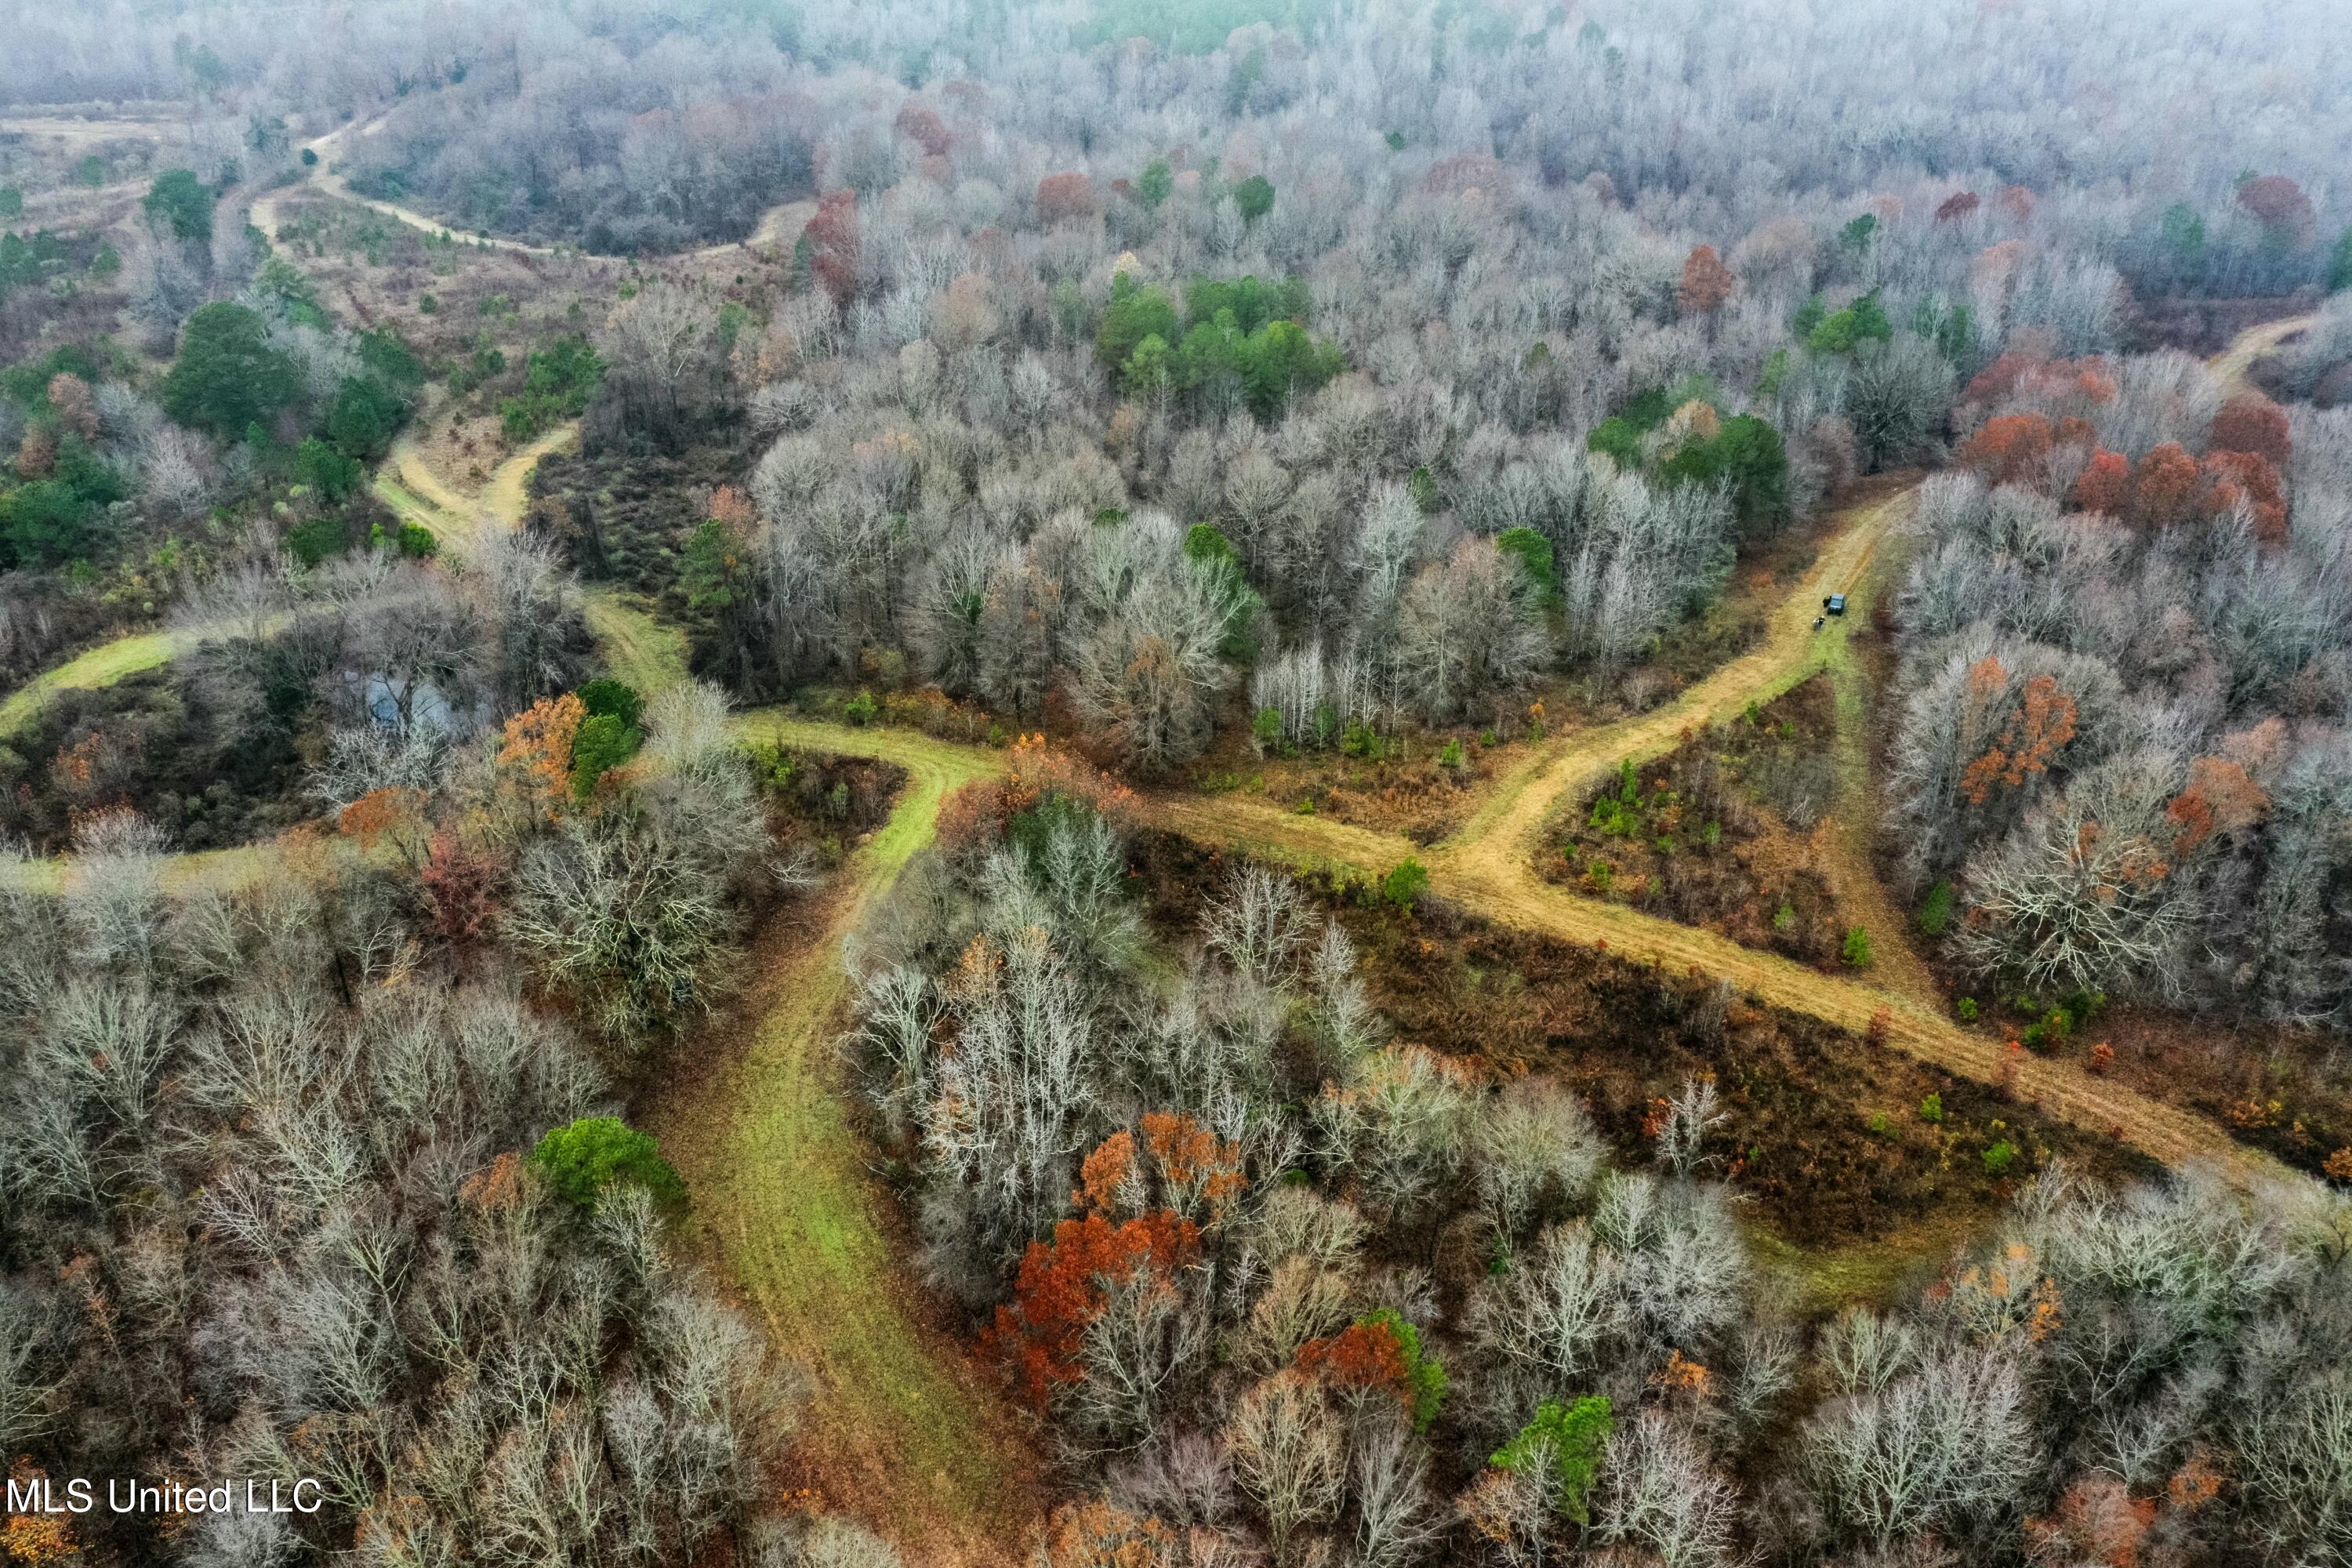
[0, 628, 182, 740]
[654, 718, 1041, 1562]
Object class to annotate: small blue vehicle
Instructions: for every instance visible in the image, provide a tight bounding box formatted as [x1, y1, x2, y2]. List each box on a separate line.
[1823, 593, 1847, 616]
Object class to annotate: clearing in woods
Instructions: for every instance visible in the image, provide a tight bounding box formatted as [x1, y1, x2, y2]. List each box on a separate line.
[1137, 476, 2293, 1188]
[652, 720, 1041, 1562]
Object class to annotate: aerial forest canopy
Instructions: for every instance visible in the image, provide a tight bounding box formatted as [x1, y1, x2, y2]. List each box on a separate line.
[2, 0, 2351, 1566]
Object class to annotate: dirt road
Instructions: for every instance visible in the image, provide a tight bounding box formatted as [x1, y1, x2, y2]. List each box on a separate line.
[0, 477, 2299, 1185]
[1135, 477, 2290, 1188]
[2208, 312, 2314, 397]
[1441, 479, 1906, 889]
[251, 114, 557, 256]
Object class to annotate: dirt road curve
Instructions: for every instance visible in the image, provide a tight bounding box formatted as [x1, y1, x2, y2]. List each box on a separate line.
[1135, 480, 2292, 1190]
[250, 115, 557, 256]
[1442, 479, 1905, 883]
[2208, 313, 2314, 398]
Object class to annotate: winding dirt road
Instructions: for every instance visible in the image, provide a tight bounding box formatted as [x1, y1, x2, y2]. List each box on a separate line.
[0, 474, 2300, 1187]
[250, 114, 556, 256]
[249, 110, 808, 262]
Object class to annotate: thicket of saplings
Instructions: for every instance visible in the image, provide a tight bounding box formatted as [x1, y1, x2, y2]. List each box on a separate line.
[0, 673, 894, 1566]
[845, 760, 2352, 1567]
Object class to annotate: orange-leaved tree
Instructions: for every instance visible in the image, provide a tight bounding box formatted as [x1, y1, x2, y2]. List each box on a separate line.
[2026, 1475, 2156, 1568]
[2125, 442, 2200, 530]
[1958, 413, 2054, 488]
[806, 188, 859, 306]
[893, 100, 952, 158]
[1042, 1500, 1172, 1568]
[1959, 668, 2078, 807]
[2210, 393, 2292, 466]
[2070, 449, 2129, 515]
[1076, 1112, 1246, 1227]
[498, 692, 586, 814]
[1297, 1316, 1410, 1401]
[2236, 174, 2315, 247]
[1678, 245, 1733, 317]
[2198, 449, 2287, 543]
[2164, 756, 2268, 857]
[338, 786, 430, 866]
[1036, 171, 1101, 226]
[987, 1208, 1200, 1408]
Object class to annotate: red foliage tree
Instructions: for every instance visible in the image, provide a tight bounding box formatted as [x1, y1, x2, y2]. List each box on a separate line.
[1043, 1501, 1171, 1568]
[1295, 1318, 1410, 1406]
[421, 831, 503, 942]
[2209, 393, 2292, 466]
[2026, 1475, 2156, 1568]
[1962, 352, 2036, 405]
[338, 786, 428, 864]
[1934, 190, 1981, 223]
[1958, 413, 2055, 487]
[2165, 756, 2268, 858]
[1141, 1109, 1245, 1221]
[2071, 449, 2129, 516]
[988, 1210, 1199, 1408]
[892, 100, 952, 158]
[1961, 353, 2114, 419]
[2125, 442, 2200, 530]
[1074, 1115, 1244, 1225]
[2198, 449, 2288, 543]
[1678, 245, 1734, 317]
[805, 189, 860, 307]
[2236, 175, 2315, 246]
[1994, 183, 2037, 223]
[1960, 670, 2078, 806]
[1035, 171, 1100, 225]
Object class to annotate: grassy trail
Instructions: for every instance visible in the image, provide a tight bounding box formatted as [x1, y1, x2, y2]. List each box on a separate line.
[255, 114, 558, 256]
[583, 587, 688, 696]
[0, 629, 182, 741]
[371, 418, 577, 560]
[1809, 526, 1943, 1011]
[654, 719, 1038, 1563]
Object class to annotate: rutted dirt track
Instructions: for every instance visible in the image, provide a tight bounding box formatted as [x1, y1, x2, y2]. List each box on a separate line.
[2208, 311, 2314, 398]
[1138, 482, 2291, 1188]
